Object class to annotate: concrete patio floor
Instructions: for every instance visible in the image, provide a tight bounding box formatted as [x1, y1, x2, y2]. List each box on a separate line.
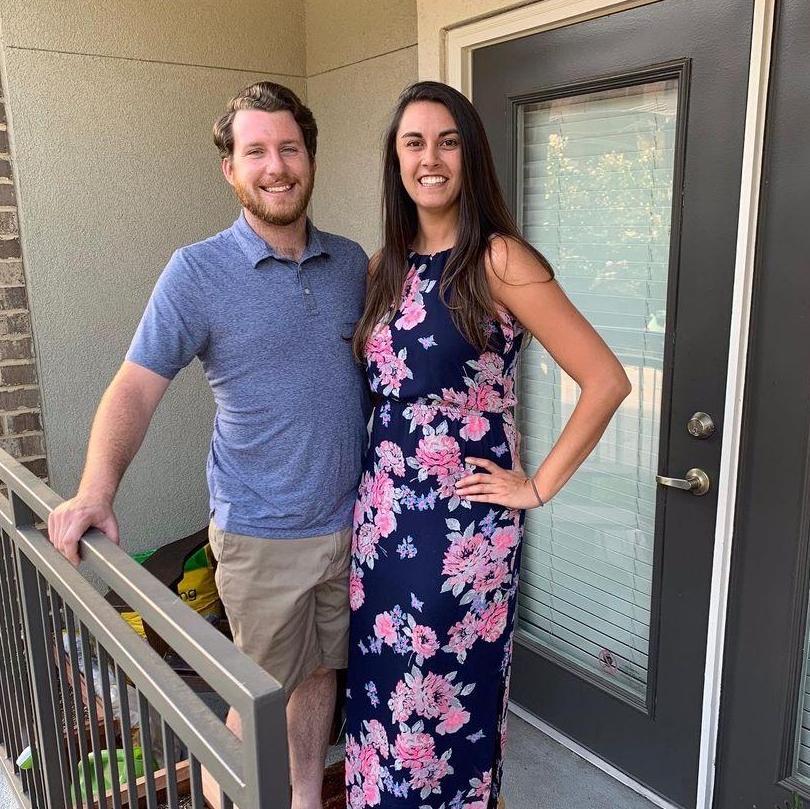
[501, 711, 659, 809]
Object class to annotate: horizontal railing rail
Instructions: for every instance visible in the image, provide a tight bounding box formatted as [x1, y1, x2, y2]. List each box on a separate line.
[0, 448, 289, 808]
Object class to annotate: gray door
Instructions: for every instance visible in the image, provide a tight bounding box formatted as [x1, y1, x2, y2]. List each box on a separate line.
[474, 1, 753, 805]
[713, 0, 810, 806]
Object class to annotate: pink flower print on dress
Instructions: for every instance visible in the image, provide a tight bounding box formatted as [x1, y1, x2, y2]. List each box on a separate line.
[472, 560, 509, 594]
[409, 754, 451, 794]
[403, 263, 422, 298]
[445, 611, 479, 662]
[365, 720, 389, 759]
[478, 599, 509, 643]
[498, 308, 519, 352]
[442, 532, 491, 594]
[345, 734, 361, 783]
[504, 412, 520, 464]
[374, 509, 397, 538]
[362, 779, 381, 807]
[365, 323, 393, 365]
[502, 373, 517, 409]
[459, 412, 490, 442]
[466, 382, 501, 413]
[348, 784, 364, 809]
[394, 261, 435, 332]
[406, 675, 443, 721]
[393, 730, 436, 770]
[374, 612, 397, 646]
[414, 433, 462, 478]
[468, 352, 505, 386]
[355, 470, 376, 526]
[355, 524, 381, 567]
[490, 525, 519, 559]
[407, 668, 474, 737]
[358, 745, 380, 782]
[434, 387, 468, 421]
[464, 771, 493, 808]
[379, 351, 412, 396]
[403, 401, 435, 431]
[389, 666, 462, 725]
[349, 566, 365, 611]
[352, 498, 365, 531]
[376, 441, 405, 476]
[388, 679, 416, 723]
[368, 326, 413, 397]
[417, 671, 457, 718]
[407, 620, 440, 664]
[436, 467, 468, 501]
[395, 300, 427, 331]
[436, 705, 471, 735]
[369, 471, 394, 512]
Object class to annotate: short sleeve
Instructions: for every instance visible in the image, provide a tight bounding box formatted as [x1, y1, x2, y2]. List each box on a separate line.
[126, 249, 209, 380]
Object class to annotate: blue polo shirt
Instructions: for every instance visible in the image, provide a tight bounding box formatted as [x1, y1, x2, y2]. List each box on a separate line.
[127, 213, 370, 538]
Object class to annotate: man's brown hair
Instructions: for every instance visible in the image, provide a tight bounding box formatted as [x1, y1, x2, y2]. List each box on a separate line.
[213, 82, 318, 160]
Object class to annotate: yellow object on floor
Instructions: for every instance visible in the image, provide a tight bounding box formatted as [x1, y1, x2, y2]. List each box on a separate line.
[121, 543, 222, 640]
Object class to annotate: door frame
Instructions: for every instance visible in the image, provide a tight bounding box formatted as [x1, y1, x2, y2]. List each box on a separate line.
[435, 1, 776, 807]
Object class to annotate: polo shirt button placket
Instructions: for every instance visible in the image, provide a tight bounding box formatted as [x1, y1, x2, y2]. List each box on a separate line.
[297, 264, 318, 313]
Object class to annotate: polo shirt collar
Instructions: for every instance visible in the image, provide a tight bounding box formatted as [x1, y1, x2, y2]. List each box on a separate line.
[231, 212, 328, 267]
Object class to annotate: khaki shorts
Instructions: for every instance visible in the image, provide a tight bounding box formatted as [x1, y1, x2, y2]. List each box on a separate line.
[207, 520, 351, 697]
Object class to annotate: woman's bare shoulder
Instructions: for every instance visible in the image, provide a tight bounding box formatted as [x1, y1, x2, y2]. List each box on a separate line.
[485, 234, 553, 290]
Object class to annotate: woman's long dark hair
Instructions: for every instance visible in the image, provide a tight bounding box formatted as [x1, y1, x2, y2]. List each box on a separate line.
[353, 81, 553, 362]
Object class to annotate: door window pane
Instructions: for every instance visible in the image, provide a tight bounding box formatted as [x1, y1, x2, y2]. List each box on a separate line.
[516, 80, 679, 699]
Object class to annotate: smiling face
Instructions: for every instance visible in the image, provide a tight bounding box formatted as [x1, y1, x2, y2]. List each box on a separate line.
[222, 108, 315, 227]
[396, 100, 463, 217]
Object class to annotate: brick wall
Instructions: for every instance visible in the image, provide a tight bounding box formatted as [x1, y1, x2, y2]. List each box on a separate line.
[0, 90, 48, 480]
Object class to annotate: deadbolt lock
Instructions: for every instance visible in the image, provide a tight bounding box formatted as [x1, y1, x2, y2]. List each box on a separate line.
[687, 411, 715, 439]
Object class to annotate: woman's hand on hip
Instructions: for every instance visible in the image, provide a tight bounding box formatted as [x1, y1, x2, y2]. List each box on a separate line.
[455, 456, 542, 510]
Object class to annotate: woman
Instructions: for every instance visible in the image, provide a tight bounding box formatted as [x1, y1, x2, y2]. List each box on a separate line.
[345, 81, 630, 809]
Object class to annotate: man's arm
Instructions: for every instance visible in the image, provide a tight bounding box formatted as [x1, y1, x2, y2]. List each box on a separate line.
[47, 360, 171, 565]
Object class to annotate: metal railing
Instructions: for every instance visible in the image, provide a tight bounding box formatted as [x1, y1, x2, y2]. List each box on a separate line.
[0, 448, 289, 808]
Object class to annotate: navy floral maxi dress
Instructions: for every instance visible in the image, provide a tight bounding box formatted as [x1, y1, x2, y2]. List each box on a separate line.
[345, 249, 526, 809]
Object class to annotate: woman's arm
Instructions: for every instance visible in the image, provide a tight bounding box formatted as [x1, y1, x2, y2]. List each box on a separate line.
[455, 236, 631, 509]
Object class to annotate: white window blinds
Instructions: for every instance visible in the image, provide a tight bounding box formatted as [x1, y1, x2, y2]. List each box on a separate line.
[516, 80, 679, 699]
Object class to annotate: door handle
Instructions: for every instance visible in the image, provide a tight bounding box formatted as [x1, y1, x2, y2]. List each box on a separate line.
[655, 468, 710, 496]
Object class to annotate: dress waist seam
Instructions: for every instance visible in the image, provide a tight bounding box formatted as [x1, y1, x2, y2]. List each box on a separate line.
[380, 396, 515, 417]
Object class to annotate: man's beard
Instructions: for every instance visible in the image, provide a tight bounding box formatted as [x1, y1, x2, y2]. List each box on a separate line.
[233, 172, 314, 226]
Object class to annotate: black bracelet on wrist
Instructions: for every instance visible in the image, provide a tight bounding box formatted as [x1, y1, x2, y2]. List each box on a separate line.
[527, 477, 544, 508]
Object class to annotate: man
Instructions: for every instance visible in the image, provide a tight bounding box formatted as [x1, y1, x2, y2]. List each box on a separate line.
[47, 82, 369, 809]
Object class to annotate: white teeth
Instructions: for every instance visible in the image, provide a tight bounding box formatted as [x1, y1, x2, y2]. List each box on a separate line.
[263, 184, 292, 193]
[419, 176, 447, 186]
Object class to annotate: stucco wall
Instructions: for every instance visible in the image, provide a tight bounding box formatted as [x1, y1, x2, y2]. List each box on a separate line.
[0, 1, 306, 553]
[416, 0, 530, 80]
[305, 0, 418, 254]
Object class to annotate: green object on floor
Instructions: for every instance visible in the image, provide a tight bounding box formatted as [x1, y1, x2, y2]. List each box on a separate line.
[75, 747, 147, 800]
[15, 746, 33, 770]
[130, 549, 156, 566]
[131, 546, 208, 572]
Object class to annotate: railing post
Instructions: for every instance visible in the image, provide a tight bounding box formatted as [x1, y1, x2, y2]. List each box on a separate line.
[243, 689, 289, 808]
[13, 492, 68, 809]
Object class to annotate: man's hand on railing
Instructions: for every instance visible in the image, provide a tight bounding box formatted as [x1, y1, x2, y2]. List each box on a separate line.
[47, 494, 120, 566]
